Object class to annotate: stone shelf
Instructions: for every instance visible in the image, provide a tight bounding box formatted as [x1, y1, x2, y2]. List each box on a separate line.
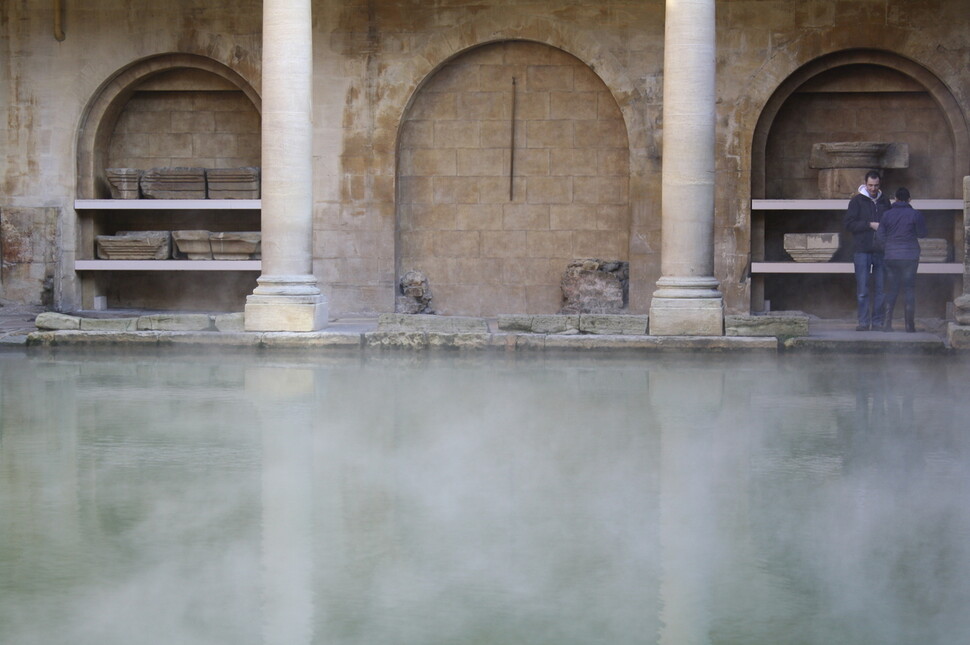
[752, 199, 962, 210]
[75, 199, 260, 210]
[751, 262, 963, 274]
[75, 260, 261, 271]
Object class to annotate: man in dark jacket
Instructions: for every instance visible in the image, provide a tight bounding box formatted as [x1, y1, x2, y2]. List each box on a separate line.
[844, 170, 891, 331]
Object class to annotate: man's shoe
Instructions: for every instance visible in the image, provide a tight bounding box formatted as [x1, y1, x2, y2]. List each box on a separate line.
[856, 324, 869, 331]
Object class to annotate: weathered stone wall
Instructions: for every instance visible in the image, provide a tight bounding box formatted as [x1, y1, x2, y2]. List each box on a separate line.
[1, 0, 968, 317]
[0, 208, 58, 305]
[397, 41, 630, 316]
[107, 71, 261, 172]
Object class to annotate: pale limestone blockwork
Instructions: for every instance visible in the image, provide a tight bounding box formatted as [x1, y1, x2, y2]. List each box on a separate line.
[397, 39, 631, 317]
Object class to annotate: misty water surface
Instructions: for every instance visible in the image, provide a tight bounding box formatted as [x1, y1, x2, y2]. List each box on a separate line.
[1, 350, 968, 645]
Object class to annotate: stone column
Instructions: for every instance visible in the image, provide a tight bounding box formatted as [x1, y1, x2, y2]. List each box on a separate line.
[245, 0, 328, 331]
[649, 0, 723, 336]
[948, 176, 970, 347]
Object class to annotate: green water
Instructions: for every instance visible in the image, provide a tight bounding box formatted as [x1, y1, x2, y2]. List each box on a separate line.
[1, 350, 968, 645]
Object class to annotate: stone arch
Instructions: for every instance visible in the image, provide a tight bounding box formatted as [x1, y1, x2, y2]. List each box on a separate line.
[395, 40, 631, 316]
[752, 49, 969, 199]
[76, 53, 260, 198]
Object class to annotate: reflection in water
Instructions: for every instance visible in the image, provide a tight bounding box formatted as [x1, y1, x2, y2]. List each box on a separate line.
[0, 351, 968, 645]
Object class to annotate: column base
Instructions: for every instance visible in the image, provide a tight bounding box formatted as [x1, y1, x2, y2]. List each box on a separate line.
[245, 294, 329, 332]
[649, 297, 724, 336]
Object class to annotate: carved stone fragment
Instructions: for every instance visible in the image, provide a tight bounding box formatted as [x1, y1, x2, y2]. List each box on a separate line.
[209, 231, 261, 259]
[809, 142, 909, 199]
[206, 167, 260, 199]
[917, 238, 948, 263]
[172, 230, 213, 260]
[95, 231, 171, 260]
[141, 167, 207, 199]
[783, 233, 840, 262]
[105, 168, 142, 199]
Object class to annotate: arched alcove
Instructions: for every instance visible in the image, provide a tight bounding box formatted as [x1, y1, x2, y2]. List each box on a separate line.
[396, 41, 631, 317]
[73, 54, 262, 312]
[751, 49, 967, 317]
[76, 53, 261, 199]
[752, 49, 969, 199]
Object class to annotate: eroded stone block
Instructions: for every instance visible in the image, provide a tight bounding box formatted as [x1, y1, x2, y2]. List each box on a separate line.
[172, 230, 212, 260]
[34, 312, 80, 330]
[496, 314, 534, 331]
[947, 322, 970, 349]
[784, 233, 840, 262]
[377, 313, 488, 333]
[560, 258, 628, 314]
[205, 167, 260, 199]
[96, 231, 171, 260]
[209, 231, 260, 259]
[136, 314, 213, 331]
[531, 314, 579, 334]
[725, 314, 809, 338]
[79, 317, 139, 331]
[141, 167, 207, 199]
[918, 238, 948, 263]
[105, 168, 142, 199]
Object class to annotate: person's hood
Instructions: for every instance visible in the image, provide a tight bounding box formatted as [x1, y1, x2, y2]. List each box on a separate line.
[859, 184, 882, 200]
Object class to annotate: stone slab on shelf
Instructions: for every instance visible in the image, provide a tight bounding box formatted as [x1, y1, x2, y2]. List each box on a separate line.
[783, 232, 840, 262]
[96, 230, 171, 260]
[172, 230, 213, 260]
[210, 231, 261, 259]
[206, 167, 260, 199]
[918, 238, 949, 263]
[141, 167, 207, 199]
[105, 168, 142, 199]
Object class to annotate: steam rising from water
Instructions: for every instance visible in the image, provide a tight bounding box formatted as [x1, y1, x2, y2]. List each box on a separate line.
[1, 352, 968, 645]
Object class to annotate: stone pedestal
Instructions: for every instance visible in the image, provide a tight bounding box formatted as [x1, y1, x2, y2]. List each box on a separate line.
[245, 294, 328, 332]
[650, 275, 723, 336]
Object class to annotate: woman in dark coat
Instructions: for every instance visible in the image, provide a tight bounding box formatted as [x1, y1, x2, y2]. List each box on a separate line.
[876, 187, 927, 332]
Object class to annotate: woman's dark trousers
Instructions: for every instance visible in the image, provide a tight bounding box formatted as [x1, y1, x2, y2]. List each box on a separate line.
[883, 259, 918, 332]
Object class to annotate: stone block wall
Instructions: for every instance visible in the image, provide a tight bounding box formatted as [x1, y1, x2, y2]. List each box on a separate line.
[107, 74, 260, 171]
[396, 41, 630, 316]
[1, 0, 969, 317]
